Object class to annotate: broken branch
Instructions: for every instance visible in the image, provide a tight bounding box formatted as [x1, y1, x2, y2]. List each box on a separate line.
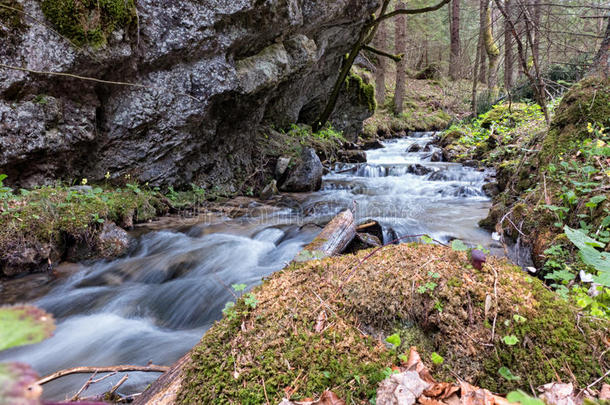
[362, 45, 403, 62]
[36, 364, 169, 386]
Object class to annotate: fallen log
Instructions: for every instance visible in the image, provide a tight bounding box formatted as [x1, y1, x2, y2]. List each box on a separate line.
[295, 209, 356, 261]
[133, 209, 357, 404]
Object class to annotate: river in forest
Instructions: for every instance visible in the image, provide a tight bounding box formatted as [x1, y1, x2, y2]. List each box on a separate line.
[0, 132, 502, 400]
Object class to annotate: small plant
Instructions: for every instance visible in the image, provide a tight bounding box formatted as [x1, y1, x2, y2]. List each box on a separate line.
[417, 282, 437, 294]
[385, 333, 401, 348]
[430, 352, 444, 365]
[502, 335, 519, 346]
[499, 366, 521, 381]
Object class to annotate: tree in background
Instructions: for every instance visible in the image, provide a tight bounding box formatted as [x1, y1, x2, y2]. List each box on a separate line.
[449, 0, 462, 79]
[374, 19, 388, 106]
[504, 0, 514, 90]
[394, 1, 408, 113]
[482, 0, 500, 94]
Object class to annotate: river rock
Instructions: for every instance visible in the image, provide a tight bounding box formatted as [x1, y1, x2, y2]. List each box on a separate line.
[275, 157, 292, 181]
[362, 139, 384, 150]
[339, 150, 367, 163]
[260, 180, 279, 200]
[96, 222, 131, 259]
[407, 164, 433, 176]
[407, 143, 422, 152]
[280, 148, 323, 192]
[482, 182, 500, 197]
[429, 150, 443, 162]
[1, 241, 51, 277]
[0, 0, 379, 189]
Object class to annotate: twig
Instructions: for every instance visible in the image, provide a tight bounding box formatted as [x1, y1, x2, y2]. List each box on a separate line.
[109, 374, 129, 396]
[362, 45, 404, 62]
[36, 365, 169, 386]
[490, 265, 499, 343]
[262, 378, 270, 405]
[0, 63, 201, 103]
[578, 369, 610, 397]
[70, 371, 99, 401]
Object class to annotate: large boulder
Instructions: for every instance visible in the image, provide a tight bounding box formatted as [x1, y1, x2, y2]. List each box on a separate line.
[279, 148, 323, 192]
[0, 0, 379, 189]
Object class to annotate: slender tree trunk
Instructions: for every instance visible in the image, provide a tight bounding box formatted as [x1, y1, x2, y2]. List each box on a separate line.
[483, 0, 500, 94]
[449, 0, 461, 80]
[374, 20, 388, 106]
[478, 1, 487, 84]
[504, 0, 514, 89]
[531, 0, 541, 66]
[471, 25, 484, 114]
[394, 1, 407, 114]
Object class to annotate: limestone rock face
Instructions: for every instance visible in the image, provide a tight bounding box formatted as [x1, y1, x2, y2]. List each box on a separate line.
[0, 0, 378, 189]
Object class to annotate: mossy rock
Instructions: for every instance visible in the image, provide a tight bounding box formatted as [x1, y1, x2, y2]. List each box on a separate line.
[346, 70, 376, 113]
[541, 75, 610, 162]
[41, 0, 136, 47]
[480, 102, 542, 129]
[178, 244, 608, 403]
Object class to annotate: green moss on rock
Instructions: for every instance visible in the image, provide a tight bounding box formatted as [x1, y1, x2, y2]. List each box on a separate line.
[541, 75, 610, 161]
[346, 70, 376, 113]
[41, 0, 136, 47]
[177, 244, 608, 403]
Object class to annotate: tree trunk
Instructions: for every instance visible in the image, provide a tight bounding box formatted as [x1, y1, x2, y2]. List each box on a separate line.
[590, 17, 610, 77]
[449, 0, 461, 80]
[478, 2, 487, 85]
[482, 0, 500, 94]
[504, 0, 514, 89]
[531, 0, 541, 66]
[394, 1, 407, 114]
[471, 22, 484, 114]
[374, 20, 388, 106]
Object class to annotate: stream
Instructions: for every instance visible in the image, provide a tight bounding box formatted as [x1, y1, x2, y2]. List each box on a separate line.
[0, 132, 501, 400]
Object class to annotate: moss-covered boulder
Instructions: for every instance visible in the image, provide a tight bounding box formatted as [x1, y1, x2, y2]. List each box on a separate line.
[541, 75, 610, 162]
[178, 244, 608, 404]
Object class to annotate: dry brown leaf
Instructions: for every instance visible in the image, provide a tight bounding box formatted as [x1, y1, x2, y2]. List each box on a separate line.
[538, 383, 576, 405]
[407, 346, 436, 384]
[459, 381, 495, 405]
[600, 384, 610, 400]
[280, 390, 346, 405]
[419, 396, 447, 405]
[425, 382, 460, 400]
[314, 310, 327, 333]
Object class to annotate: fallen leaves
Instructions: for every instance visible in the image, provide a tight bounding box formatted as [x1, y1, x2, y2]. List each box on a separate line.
[278, 348, 609, 405]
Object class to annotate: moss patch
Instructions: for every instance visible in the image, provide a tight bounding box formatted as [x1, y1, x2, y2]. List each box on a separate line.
[346, 69, 376, 113]
[178, 244, 607, 403]
[41, 0, 136, 47]
[541, 75, 610, 162]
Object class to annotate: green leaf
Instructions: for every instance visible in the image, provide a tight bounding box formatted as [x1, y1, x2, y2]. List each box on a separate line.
[231, 283, 247, 292]
[430, 352, 444, 365]
[421, 235, 434, 244]
[564, 226, 605, 249]
[451, 239, 469, 251]
[506, 390, 545, 405]
[499, 366, 521, 381]
[0, 306, 55, 352]
[513, 314, 526, 323]
[385, 333, 401, 347]
[502, 335, 519, 346]
[0, 362, 41, 405]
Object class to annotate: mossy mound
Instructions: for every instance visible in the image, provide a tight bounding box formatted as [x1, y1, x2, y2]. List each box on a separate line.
[541, 75, 610, 162]
[41, 0, 136, 47]
[178, 244, 608, 403]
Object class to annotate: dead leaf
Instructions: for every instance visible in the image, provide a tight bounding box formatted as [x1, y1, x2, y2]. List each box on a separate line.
[280, 390, 346, 405]
[377, 370, 431, 405]
[314, 311, 327, 333]
[600, 384, 610, 400]
[424, 382, 460, 400]
[407, 346, 435, 383]
[419, 396, 447, 405]
[459, 381, 495, 405]
[538, 383, 576, 405]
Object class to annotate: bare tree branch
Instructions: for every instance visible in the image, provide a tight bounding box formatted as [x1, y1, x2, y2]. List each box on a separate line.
[36, 365, 170, 386]
[362, 45, 403, 62]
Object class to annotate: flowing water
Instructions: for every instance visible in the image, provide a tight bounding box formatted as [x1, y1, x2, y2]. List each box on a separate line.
[0, 133, 501, 400]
